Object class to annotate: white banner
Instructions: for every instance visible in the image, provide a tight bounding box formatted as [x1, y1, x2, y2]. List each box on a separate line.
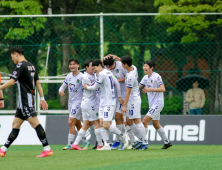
[0, 116, 46, 145]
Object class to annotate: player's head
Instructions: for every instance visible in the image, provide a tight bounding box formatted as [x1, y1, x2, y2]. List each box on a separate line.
[143, 60, 155, 74]
[92, 59, 103, 73]
[103, 56, 115, 70]
[10, 46, 25, 64]
[121, 55, 132, 69]
[68, 58, 79, 72]
[84, 59, 94, 73]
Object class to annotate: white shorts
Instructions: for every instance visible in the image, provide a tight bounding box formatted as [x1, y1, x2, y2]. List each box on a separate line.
[126, 100, 141, 119]
[147, 105, 163, 120]
[115, 100, 122, 113]
[99, 105, 116, 121]
[68, 103, 81, 119]
[81, 102, 98, 122]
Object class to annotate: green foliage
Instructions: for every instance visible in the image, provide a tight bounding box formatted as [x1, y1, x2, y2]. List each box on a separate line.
[162, 95, 183, 115]
[47, 98, 63, 110]
[155, 0, 222, 43]
[0, 0, 47, 39]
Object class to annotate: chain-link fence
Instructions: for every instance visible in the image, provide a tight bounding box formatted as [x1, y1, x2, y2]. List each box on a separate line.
[0, 13, 222, 115]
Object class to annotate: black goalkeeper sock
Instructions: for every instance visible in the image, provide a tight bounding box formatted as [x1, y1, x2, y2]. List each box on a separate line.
[35, 124, 49, 147]
[4, 128, 20, 148]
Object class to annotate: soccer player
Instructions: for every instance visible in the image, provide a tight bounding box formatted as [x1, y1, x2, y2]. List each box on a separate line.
[139, 60, 172, 149]
[0, 46, 53, 157]
[83, 59, 126, 150]
[103, 55, 135, 149]
[120, 56, 150, 150]
[71, 59, 103, 150]
[59, 58, 89, 150]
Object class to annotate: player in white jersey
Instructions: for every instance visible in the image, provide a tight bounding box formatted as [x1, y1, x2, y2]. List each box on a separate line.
[84, 59, 126, 150]
[120, 56, 150, 150]
[59, 59, 89, 150]
[139, 60, 172, 149]
[103, 55, 136, 150]
[71, 59, 103, 150]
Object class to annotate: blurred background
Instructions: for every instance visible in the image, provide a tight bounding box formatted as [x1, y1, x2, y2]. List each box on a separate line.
[0, 0, 221, 115]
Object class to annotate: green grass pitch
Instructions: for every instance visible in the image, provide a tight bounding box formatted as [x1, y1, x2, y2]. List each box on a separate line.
[1, 145, 222, 170]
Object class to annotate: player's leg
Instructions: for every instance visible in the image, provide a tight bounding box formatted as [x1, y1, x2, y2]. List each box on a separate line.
[75, 118, 90, 147]
[27, 116, 53, 157]
[92, 119, 100, 149]
[93, 120, 103, 149]
[0, 116, 23, 157]
[110, 111, 122, 149]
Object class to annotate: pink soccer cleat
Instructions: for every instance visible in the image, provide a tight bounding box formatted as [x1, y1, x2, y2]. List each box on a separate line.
[96, 145, 103, 149]
[71, 145, 84, 150]
[0, 148, 6, 157]
[36, 150, 53, 158]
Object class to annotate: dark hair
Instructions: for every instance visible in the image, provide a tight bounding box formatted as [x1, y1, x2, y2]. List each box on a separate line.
[92, 59, 103, 67]
[68, 58, 79, 65]
[121, 55, 132, 66]
[84, 59, 93, 68]
[103, 56, 114, 67]
[144, 60, 155, 69]
[10, 46, 24, 55]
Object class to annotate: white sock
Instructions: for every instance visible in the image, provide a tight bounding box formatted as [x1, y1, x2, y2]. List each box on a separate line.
[74, 129, 86, 145]
[43, 145, 51, 151]
[126, 126, 136, 145]
[109, 125, 123, 137]
[122, 124, 126, 134]
[101, 127, 110, 147]
[89, 126, 96, 137]
[130, 123, 143, 142]
[115, 124, 122, 142]
[68, 134, 75, 146]
[137, 122, 148, 144]
[1, 146, 7, 152]
[95, 128, 103, 147]
[157, 127, 169, 144]
[81, 136, 87, 144]
[145, 127, 148, 135]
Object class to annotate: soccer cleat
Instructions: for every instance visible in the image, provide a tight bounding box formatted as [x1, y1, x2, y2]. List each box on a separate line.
[71, 145, 84, 150]
[97, 145, 111, 151]
[160, 142, 172, 149]
[110, 141, 120, 149]
[133, 142, 143, 150]
[36, 150, 53, 158]
[118, 143, 125, 150]
[138, 144, 150, 150]
[83, 141, 90, 150]
[92, 141, 98, 149]
[127, 145, 132, 149]
[96, 145, 103, 149]
[0, 148, 6, 157]
[63, 145, 72, 150]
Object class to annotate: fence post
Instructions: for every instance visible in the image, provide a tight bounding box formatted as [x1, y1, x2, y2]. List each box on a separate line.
[100, 12, 104, 60]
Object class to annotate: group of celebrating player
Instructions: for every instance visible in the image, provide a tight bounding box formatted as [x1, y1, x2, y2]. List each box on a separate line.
[0, 46, 172, 158]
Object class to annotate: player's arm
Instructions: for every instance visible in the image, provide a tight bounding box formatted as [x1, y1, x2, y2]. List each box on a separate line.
[121, 87, 131, 114]
[117, 78, 125, 82]
[0, 90, 4, 108]
[59, 82, 68, 96]
[139, 83, 144, 89]
[84, 82, 100, 90]
[36, 80, 48, 111]
[113, 76, 124, 105]
[0, 79, 16, 90]
[142, 84, 165, 93]
[104, 54, 121, 61]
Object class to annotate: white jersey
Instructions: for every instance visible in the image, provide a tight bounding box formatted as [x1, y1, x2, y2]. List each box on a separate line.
[96, 69, 116, 106]
[105, 61, 127, 99]
[140, 72, 164, 107]
[82, 72, 97, 105]
[125, 65, 141, 102]
[64, 72, 83, 104]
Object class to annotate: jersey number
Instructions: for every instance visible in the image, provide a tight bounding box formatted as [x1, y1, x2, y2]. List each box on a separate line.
[108, 76, 114, 89]
[71, 109, 76, 115]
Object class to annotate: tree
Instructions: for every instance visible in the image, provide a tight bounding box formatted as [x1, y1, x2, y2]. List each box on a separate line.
[154, 0, 222, 114]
